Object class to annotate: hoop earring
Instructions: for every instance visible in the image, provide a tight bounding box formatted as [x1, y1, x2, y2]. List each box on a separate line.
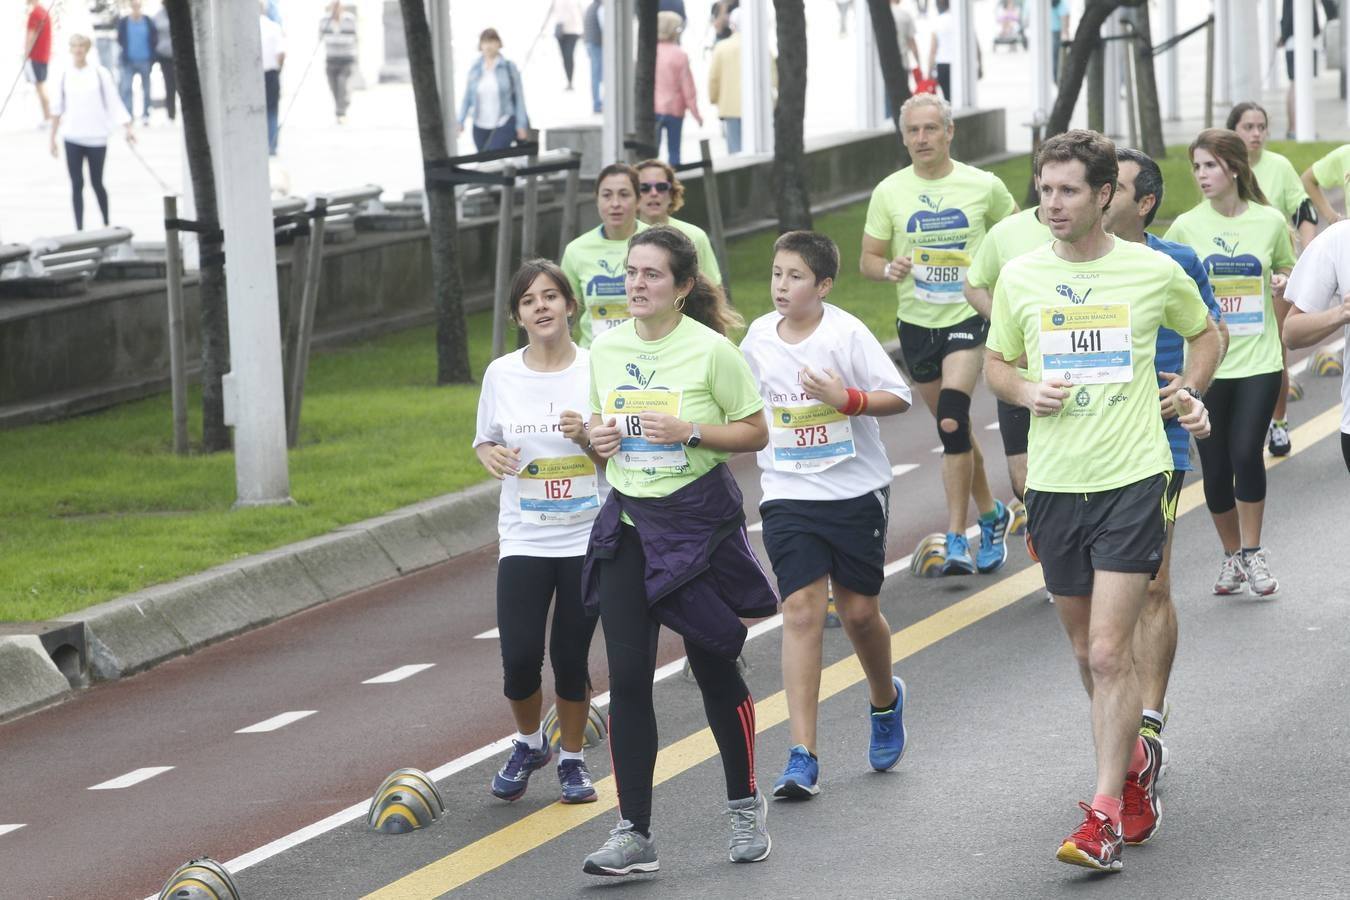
[674, 294, 686, 311]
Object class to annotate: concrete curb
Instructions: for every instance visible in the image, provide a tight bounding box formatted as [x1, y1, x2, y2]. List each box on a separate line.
[0, 636, 72, 720]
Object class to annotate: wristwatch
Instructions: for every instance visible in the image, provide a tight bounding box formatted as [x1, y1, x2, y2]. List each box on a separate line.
[684, 423, 702, 448]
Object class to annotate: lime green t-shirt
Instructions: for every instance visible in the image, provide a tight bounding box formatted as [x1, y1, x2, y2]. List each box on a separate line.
[561, 221, 649, 348]
[667, 217, 723, 286]
[863, 160, 1018, 328]
[1310, 144, 1350, 189]
[1163, 202, 1296, 379]
[1251, 150, 1308, 220]
[987, 238, 1210, 493]
[967, 206, 1052, 291]
[588, 315, 764, 498]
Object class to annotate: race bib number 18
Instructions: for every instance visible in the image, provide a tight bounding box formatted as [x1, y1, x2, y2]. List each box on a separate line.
[518, 455, 600, 525]
[1038, 303, 1133, 385]
[1211, 276, 1265, 336]
[603, 389, 687, 470]
[770, 404, 856, 473]
[910, 247, 971, 305]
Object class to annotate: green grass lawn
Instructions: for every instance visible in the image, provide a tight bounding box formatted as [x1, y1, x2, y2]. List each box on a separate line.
[3, 141, 1339, 621]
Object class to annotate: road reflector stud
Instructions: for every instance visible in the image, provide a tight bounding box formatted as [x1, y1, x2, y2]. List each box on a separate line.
[158, 857, 241, 900]
[825, 588, 842, 628]
[1007, 499, 1028, 536]
[910, 533, 947, 578]
[1287, 378, 1304, 401]
[367, 768, 444, 835]
[1313, 349, 1343, 377]
[541, 701, 608, 750]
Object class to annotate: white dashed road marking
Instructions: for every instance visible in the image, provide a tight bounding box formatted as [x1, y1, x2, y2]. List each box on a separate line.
[474, 628, 500, 640]
[0, 824, 26, 837]
[89, 767, 174, 790]
[891, 463, 920, 477]
[235, 711, 317, 734]
[362, 664, 436, 684]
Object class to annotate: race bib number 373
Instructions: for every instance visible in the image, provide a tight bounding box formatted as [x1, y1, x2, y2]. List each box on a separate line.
[1038, 303, 1133, 385]
[603, 389, 687, 470]
[770, 404, 855, 473]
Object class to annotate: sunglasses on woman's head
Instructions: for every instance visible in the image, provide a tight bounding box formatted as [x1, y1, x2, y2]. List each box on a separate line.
[639, 181, 671, 193]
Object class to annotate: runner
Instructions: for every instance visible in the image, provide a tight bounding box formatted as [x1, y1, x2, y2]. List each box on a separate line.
[1227, 101, 1315, 457]
[1282, 220, 1350, 474]
[576, 226, 777, 876]
[561, 163, 648, 347]
[985, 129, 1220, 873]
[861, 92, 1018, 576]
[473, 260, 604, 805]
[739, 231, 912, 800]
[635, 157, 723, 285]
[1300, 143, 1349, 226]
[1102, 147, 1228, 844]
[1165, 128, 1296, 597]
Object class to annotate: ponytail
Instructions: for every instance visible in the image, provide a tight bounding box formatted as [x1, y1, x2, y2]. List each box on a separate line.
[682, 273, 743, 336]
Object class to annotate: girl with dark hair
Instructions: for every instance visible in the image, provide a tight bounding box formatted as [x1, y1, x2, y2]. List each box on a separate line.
[473, 259, 606, 805]
[561, 163, 648, 346]
[564, 225, 775, 876]
[1165, 129, 1296, 598]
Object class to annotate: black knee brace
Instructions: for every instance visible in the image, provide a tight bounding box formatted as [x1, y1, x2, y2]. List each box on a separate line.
[1295, 198, 1319, 228]
[936, 388, 973, 454]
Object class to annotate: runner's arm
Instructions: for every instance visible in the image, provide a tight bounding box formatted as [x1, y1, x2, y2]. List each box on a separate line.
[587, 413, 623, 459]
[860, 234, 911, 282]
[1177, 316, 1221, 396]
[963, 282, 992, 318]
[559, 409, 608, 468]
[637, 411, 768, 452]
[985, 350, 1068, 416]
[1283, 294, 1350, 348]
[1301, 167, 1342, 225]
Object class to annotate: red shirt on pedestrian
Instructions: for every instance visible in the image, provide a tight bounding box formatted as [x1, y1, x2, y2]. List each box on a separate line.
[27, 4, 53, 64]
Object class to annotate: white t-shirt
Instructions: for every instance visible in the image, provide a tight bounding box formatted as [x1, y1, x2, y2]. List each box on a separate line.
[740, 303, 913, 503]
[933, 10, 956, 64]
[1286, 220, 1350, 434]
[259, 15, 285, 71]
[474, 64, 503, 129]
[53, 65, 129, 147]
[474, 346, 607, 558]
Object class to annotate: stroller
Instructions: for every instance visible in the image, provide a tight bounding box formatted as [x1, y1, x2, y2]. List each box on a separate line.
[993, 0, 1027, 51]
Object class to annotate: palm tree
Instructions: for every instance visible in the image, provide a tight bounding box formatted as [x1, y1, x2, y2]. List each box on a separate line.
[399, 0, 472, 383]
[773, 0, 812, 230]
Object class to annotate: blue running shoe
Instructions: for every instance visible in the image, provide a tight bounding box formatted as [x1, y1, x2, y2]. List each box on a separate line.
[771, 745, 820, 800]
[869, 675, 907, 771]
[491, 739, 552, 801]
[976, 500, 1012, 574]
[942, 532, 975, 575]
[558, 758, 598, 804]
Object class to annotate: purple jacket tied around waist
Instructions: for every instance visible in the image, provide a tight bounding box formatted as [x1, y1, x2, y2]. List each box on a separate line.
[582, 464, 779, 659]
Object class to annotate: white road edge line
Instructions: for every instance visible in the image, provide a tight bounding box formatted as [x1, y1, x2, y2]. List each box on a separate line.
[208, 523, 984, 886]
[362, 664, 436, 684]
[90, 766, 174, 791]
[236, 711, 318, 734]
[0, 824, 26, 837]
[474, 627, 500, 640]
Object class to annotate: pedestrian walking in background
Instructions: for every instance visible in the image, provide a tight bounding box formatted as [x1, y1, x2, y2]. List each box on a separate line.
[1050, 0, 1069, 84]
[24, 0, 53, 123]
[660, 0, 688, 22]
[584, 0, 603, 113]
[151, 4, 176, 122]
[458, 28, 529, 153]
[653, 12, 702, 166]
[548, 0, 584, 92]
[49, 34, 134, 231]
[116, 0, 156, 125]
[320, 0, 358, 124]
[259, 2, 285, 156]
[1278, 0, 1321, 138]
[708, 8, 743, 152]
[927, 0, 954, 102]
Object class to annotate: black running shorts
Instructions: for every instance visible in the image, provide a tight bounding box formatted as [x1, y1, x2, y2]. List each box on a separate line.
[895, 313, 989, 384]
[760, 489, 890, 599]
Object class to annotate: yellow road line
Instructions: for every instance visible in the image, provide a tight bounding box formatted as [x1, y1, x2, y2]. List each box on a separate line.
[363, 403, 1344, 900]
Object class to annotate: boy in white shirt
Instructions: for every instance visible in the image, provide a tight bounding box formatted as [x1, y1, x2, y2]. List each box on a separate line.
[740, 231, 914, 799]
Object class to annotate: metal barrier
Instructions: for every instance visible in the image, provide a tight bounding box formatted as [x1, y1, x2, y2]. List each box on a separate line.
[0, 243, 31, 275]
[11, 226, 134, 281]
[311, 184, 383, 243]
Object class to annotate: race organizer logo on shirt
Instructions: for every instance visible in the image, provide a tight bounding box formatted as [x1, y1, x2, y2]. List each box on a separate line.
[1039, 303, 1132, 384]
[1205, 237, 1265, 337]
[905, 196, 973, 305]
[770, 404, 856, 473]
[587, 259, 630, 332]
[517, 455, 600, 525]
[604, 388, 687, 469]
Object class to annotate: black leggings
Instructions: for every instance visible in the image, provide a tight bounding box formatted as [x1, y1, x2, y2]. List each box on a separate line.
[557, 33, 579, 85]
[65, 141, 109, 231]
[1195, 372, 1282, 514]
[496, 555, 596, 702]
[1342, 432, 1349, 474]
[599, 525, 756, 835]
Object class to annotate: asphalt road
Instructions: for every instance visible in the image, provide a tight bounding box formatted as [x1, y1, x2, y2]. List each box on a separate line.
[1, 366, 1345, 900]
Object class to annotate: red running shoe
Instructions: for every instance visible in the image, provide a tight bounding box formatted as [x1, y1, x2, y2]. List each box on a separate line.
[1056, 802, 1123, 872]
[1122, 734, 1164, 844]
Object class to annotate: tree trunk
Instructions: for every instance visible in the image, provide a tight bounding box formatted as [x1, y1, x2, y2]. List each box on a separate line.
[633, 0, 659, 153]
[164, 0, 229, 452]
[1126, 4, 1166, 158]
[399, 0, 472, 384]
[1087, 37, 1105, 132]
[772, 0, 811, 231]
[864, 0, 912, 144]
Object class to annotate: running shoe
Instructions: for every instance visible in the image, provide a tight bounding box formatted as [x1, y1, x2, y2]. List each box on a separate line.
[1267, 419, 1291, 457]
[726, 792, 772, 863]
[582, 820, 660, 876]
[976, 500, 1012, 573]
[942, 532, 976, 575]
[869, 675, 908, 771]
[772, 745, 820, 800]
[1122, 734, 1163, 845]
[1212, 553, 1246, 595]
[1055, 802, 1124, 872]
[490, 738, 552, 801]
[558, 758, 597, 804]
[1243, 548, 1280, 596]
